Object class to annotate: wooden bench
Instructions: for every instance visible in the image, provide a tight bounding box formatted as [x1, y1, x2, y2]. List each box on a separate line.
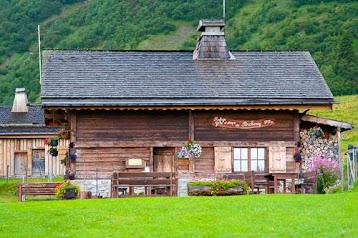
[111, 172, 176, 197]
[295, 171, 317, 194]
[244, 171, 274, 194]
[17, 182, 62, 202]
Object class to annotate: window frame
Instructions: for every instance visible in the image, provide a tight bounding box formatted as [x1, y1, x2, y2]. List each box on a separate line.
[233, 147, 266, 172]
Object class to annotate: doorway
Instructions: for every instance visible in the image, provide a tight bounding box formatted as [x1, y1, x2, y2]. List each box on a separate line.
[14, 152, 27, 176]
[153, 148, 174, 172]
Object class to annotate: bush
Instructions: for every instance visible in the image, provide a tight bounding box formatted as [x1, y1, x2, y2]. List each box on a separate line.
[308, 157, 341, 194]
[188, 179, 249, 195]
[55, 181, 80, 199]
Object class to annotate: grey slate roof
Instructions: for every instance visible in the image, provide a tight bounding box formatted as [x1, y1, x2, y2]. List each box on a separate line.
[0, 105, 44, 124]
[0, 126, 61, 136]
[41, 50, 334, 108]
[0, 105, 60, 135]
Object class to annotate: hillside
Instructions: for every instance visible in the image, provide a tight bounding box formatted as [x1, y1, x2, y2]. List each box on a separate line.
[0, 0, 357, 105]
[309, 95, 357, 152]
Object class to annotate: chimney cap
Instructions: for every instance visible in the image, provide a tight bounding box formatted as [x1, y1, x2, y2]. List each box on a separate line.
[15, 88, 26, 93]
[197, 19, 225, 32]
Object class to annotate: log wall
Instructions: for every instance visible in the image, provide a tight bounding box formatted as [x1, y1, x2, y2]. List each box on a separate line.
[194, 147, 215, 173]
[75, 147, 151, 179]
[76, 111, 188, 141]
[194, 111, 295, 141]
[72, 110, 298, 178]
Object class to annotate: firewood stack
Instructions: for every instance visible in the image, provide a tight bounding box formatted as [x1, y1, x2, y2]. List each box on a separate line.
[299, 129, 339, 171]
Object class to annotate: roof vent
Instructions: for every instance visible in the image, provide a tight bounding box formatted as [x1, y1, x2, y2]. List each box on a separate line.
[11, 88, 28, 113]
[193, 19, 235, 60]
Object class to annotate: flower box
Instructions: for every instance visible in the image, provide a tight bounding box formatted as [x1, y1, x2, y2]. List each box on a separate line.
[187, 180, 248, 196]
[187, 184, 244, 196]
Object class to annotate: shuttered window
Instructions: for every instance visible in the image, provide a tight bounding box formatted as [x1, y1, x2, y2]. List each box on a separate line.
[233, 148, 265, 172]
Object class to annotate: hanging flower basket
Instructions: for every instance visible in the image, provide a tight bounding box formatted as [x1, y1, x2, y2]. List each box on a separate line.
[177, 138, 202, 159]
[44, 137, 59, 146]
[50, 147, 58, 157]
[293, 153, 302, 162]
[309, 126, 324, 139]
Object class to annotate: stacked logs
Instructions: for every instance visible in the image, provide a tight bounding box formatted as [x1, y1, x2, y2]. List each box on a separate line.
[299, 129, 339, 170]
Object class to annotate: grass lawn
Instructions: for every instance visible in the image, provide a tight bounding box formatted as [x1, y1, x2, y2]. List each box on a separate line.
[0, 190, 357, 238]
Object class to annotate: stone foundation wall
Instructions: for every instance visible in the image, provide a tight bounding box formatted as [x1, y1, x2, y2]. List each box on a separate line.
[74, 179, 111, 198]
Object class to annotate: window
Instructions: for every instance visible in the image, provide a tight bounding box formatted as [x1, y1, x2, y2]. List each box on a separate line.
[32, 149, 45, 176]
[233, 148, 265, 172]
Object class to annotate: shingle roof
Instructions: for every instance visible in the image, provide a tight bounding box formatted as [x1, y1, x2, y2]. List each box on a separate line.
[0, 105, 45, 124]
[0, 105, 61, 135]
[41, 50, 334, 108]
[0, 126, 61, 136]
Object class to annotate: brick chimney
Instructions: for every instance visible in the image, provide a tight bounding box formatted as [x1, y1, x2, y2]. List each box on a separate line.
[193, 19, 235, 60]
[11, 88, 28, 112]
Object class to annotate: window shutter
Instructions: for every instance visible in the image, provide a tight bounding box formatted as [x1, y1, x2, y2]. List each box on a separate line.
[214, 147, 232, 173]
[269, 146, 286, 173]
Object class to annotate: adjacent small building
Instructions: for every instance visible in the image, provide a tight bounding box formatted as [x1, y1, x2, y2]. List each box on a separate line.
[0, 88, 66, 178]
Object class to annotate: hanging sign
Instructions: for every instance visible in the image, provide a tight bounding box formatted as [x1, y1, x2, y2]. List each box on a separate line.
[212, 116, 275, 129]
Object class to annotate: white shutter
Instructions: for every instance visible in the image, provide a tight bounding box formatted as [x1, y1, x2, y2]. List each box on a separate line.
[269, 146, 286, 173]
[214, 147, 232, 173]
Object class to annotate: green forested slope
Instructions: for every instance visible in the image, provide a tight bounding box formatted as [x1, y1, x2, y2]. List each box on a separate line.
[0, 0, 357, 105]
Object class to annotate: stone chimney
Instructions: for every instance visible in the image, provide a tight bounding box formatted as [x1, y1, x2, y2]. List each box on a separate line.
[193, 19, 235, 60]
[11, 88, 28, 112]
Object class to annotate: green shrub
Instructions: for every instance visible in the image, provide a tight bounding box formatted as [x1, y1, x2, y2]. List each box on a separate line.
[55, 181, 80, 199]
[188, 179, 249, 195]
[309, 157, 341, 194]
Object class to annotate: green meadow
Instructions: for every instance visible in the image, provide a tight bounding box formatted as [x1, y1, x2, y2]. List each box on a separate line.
[0, 190, 357, 238]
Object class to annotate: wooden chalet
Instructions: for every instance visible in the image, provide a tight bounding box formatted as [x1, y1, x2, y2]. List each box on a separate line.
[40, 20, 352, 196]
[0, 88, 66, 178]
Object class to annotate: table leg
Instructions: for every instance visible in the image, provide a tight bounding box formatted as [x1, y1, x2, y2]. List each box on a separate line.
[291, 175, 296, 193]
[265, 177, 270, 193]
[274, 176, 277, 193]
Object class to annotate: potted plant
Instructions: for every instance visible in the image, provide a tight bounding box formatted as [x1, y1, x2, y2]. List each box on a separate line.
[55, 181, 80, 199]
[50, 137, 59, 146]
[309, 126, 324, 139]
[44, 137, 59, 146]
[177, 138, 202, 159]
[58, 122, 70, 139]
[60, 153, 69, 166]
[50, 147, 58, 157]
[293, 148, 302, 162]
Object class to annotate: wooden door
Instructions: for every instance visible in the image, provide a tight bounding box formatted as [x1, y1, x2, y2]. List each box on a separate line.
[153, 148, 174, 172]
[32, 150, 45, 176]
[14, 152, 27, 176]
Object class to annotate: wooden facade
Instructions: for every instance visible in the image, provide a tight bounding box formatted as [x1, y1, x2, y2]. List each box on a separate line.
[0, 89, 68, 178]
[0, 137, 68, 178]
[65, 109, 299, 179]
